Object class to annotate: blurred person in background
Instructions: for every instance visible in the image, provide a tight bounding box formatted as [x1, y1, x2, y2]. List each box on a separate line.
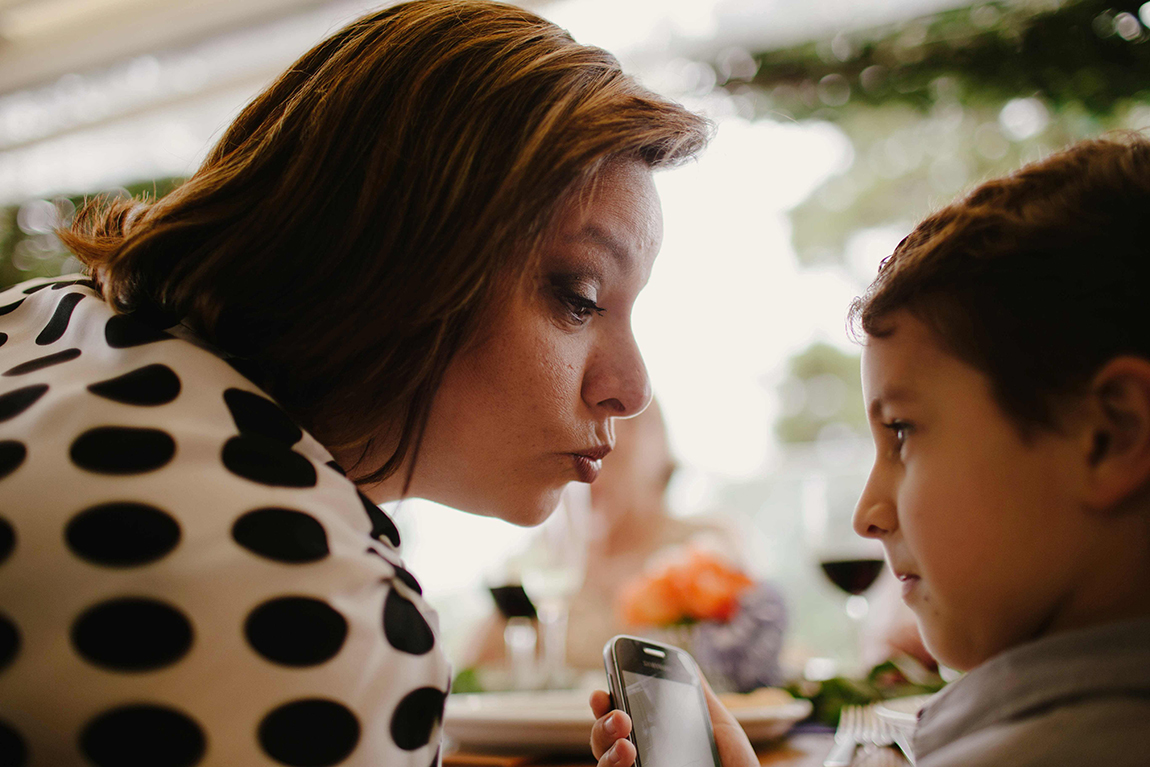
[0, 1, 710, 765]
[470, 400, 788, 692]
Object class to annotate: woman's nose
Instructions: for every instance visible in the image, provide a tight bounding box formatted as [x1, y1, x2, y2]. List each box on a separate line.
[582, 331, 652, 418]
[853, 466, 896, 539]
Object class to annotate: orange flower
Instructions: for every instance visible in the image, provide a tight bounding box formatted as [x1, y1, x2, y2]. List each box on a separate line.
[617, 547, 754, 626]
[617, 574, 682, 626]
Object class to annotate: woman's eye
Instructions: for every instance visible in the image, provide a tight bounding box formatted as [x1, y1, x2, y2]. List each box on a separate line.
[552, 281, 604, 324]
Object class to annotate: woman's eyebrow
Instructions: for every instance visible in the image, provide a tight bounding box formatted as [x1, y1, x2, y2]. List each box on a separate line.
[573, 223, 630, 266]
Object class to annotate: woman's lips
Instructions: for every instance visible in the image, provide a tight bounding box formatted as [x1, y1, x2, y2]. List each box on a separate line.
[571, 453, 603, 483]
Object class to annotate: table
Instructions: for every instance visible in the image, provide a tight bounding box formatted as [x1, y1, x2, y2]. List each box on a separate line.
[445, 734, 909, 767]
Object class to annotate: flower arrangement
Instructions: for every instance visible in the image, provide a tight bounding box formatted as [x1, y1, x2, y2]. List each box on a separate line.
[616, 546, 755, 626]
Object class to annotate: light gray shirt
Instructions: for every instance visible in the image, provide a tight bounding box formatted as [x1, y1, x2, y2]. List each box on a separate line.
[915, 617, 1150, 766]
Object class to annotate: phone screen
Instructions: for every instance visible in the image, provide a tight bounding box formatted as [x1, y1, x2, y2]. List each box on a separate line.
[621, 668, 716, 767]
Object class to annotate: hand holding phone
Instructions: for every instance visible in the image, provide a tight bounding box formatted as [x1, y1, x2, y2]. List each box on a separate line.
[595, 635, 758, 767]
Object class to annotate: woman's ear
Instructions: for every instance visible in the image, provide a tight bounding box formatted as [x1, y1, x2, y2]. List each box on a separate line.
[1081, 356, 1150, 512]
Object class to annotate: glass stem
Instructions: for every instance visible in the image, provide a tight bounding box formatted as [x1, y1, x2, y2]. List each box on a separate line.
[536, 597, 568, 689]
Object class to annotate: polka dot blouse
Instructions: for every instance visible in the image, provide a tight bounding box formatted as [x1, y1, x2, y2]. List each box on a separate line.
[0, 277, 451, 767]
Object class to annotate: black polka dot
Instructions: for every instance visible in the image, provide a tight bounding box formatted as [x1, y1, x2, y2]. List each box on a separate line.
[66, 502, 181, 566]
[72, 597, 193, 671]
[0, 441, 27, 480]
[51, 278, 96, 291]
[0, 719, 28, 767]
[21, 282, 53, 295]
[88, 364, 181, 406]
[245, 596, 347, 667]
[221, 436, 316, 487]
[0, 298, 24, 316]
[0, 612, 19, 670]
[80, 704, 205, 767]
[223, 388, 302, 445]
[71, 426, 175, 475]
[104, 314, 172, 349]
[382, 588, 435, 655]
[360, 492, 400, 548]
[3, 348, 80, 376]
[394, 564, 423, 595]
[35, 292, 85, 345]
[326, 460, 346, 476]
[0, 384, 48, 423]
[369, 550, 423, 594]
[0, 517, 13, 564]
[232, 508, 328, 563]
[390, 687, 446, 751]
[259, 699, 359, 767]
[0, 333, 7, 348]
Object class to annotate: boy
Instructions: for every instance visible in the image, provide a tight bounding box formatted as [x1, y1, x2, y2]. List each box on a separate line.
[850, 135, 1150, 765]
[590, 136, 1150, 767]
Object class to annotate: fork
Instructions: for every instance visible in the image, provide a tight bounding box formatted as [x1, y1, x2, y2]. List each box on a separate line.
[856, 704, 896, 752]
[823, 704, 861, 767]
[825, 704, 903, 767]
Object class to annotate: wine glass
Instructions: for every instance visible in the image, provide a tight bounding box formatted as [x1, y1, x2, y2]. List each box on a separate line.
[519, 482, 590, 688]
[803, 472, 885, 670]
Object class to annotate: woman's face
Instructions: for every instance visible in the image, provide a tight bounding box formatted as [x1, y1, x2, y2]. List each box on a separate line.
[382, 161, 663, 524]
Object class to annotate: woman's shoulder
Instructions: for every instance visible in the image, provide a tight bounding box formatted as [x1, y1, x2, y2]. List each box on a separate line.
[0, 277, 452, 765]
[0, 274, 414, 542]
[0, 278, 303, 473]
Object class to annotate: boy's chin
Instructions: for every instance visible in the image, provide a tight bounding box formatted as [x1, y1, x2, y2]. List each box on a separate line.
[919, 623, 994, 672]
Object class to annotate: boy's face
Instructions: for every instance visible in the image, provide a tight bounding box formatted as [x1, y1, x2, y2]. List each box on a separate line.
[855, 311, 1094, 671]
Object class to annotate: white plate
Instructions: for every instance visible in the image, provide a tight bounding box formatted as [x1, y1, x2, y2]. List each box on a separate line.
[444, 690, 811, 752]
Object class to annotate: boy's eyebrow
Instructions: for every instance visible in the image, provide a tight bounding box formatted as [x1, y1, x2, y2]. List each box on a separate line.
[868, 386, 918, 419]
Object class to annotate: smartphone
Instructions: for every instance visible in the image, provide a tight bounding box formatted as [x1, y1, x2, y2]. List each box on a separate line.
[602, 634, 722, 767]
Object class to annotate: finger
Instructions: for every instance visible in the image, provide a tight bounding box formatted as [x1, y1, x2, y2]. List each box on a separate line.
[699, 675, 739, 728]
[596, 735, 636, 767]
[590, 709, 632, 759]
[589, 689, 613, 720]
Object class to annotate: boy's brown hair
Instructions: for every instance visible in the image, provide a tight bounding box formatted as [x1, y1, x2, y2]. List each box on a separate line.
[60, 0, 710, 485]
[850, 133, 1150, 432]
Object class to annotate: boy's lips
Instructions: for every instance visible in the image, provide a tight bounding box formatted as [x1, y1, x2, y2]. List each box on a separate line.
[896, 571, 920, 599]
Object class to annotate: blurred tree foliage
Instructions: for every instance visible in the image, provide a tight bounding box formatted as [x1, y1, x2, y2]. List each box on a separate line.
[0, 177, 183, 290]
[774, 342, 867, 444]
[734, 0, 1150, 268]
[743, 0, 1150, 446]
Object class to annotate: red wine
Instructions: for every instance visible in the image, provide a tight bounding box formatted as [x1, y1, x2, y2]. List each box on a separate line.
[820, 559, 884, 595]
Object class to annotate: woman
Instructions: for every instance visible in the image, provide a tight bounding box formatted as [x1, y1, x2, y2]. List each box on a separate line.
[0, 2, 710, 765]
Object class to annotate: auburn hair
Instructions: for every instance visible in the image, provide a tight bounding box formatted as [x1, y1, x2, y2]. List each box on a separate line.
[61, 0, 710, 484]
[849, 133, 1150, 432]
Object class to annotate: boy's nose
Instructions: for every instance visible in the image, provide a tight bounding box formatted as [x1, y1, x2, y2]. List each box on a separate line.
[853, 499, 894, 538]
[853, 468, 896, 538]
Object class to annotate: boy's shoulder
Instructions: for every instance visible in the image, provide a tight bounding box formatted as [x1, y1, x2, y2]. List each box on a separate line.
[920, 696, 1150, 767]
[915, 618, 1150, 767]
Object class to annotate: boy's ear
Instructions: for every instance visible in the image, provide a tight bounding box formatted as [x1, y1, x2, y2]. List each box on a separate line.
[1081, 356, 1150, 512]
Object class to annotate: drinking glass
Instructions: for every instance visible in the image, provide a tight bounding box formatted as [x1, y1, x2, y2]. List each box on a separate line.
[803, 472, 885, 670]
[519, 482, 590, 689]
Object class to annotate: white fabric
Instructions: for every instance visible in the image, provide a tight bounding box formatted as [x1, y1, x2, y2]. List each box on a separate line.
[0, 276, 450, 767]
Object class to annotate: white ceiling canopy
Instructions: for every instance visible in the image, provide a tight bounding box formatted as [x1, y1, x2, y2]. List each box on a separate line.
[0, 0, 979, 204]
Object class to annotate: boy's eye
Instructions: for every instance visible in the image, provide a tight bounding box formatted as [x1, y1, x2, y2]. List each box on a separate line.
[882, 420, 912, 452]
